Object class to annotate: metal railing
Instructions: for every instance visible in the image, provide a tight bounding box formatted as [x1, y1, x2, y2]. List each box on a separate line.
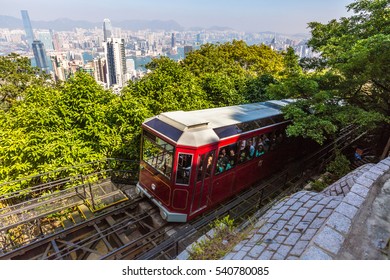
[0, 158, 139, 208]
[0, 158, 139, 246]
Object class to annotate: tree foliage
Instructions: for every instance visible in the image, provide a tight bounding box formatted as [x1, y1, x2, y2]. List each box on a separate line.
[0, 53, 51, 111]
[307, 0, 390, 115]
[1, 7, 388, 191]
[125, 56, 209, 113]
[0, 72, 119, 182]
[182, 40, 284, 104]
[269, 0, 389, 144]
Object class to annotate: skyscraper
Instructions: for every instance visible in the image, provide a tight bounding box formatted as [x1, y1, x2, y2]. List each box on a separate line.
[37, 30, 54, 51]
[21, 10, 34, 48]
[93, 57, 107, 84]
[32, 40, 49, 73]
[184, 45, 193, 58]
[103, 19, 113, 42]
[103, 38, 126, 87]
[52, 33, 62, 51]
[171, 33, 176, 49]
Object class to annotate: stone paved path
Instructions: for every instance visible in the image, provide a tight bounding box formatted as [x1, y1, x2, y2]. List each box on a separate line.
[222, 157, 390, 260]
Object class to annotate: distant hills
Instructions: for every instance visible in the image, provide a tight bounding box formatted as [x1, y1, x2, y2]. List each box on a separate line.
[0, 15, 309, 39]
[0, 15, 185, 31]
[0, 15, 233, 32]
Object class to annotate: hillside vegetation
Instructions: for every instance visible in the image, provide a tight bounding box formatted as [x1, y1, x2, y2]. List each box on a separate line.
[0, 0, 388, 193]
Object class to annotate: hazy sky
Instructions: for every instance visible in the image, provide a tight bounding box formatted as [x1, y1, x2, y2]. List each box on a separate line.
[2, 0, 353, 33]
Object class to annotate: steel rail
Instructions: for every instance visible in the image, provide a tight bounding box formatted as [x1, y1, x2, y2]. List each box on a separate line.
[47, 208, 160, 260]
[0, 196, 144, 259]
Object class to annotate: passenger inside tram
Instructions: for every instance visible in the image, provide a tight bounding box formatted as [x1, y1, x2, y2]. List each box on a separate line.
[262, 135, 270, 152]
[206, 154, 214, 175]
[256, 144, 265, 157]
[216, 148, 229, 173]
[228, 149, 236, 169]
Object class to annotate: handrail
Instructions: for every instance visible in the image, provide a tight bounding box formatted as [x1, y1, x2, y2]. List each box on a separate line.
[0, 158, 139, 189]
[0, 158, 139, 210]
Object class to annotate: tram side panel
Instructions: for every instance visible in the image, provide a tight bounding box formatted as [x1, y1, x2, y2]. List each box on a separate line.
[210, 171, 235, 205]
[233, 153, 272, 193]
[139, 163, 172, 207]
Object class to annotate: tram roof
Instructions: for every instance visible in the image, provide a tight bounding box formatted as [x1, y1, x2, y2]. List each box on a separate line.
[143, 100, 293, 147]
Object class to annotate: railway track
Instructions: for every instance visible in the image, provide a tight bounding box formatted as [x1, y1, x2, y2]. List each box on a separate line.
[0, 125, 366, 260]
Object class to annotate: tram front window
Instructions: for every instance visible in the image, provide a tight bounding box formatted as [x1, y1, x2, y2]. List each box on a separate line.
[142, 131, 174, 178]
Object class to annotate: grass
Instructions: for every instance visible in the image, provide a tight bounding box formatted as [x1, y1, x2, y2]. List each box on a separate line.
[189, 215, 250, 260]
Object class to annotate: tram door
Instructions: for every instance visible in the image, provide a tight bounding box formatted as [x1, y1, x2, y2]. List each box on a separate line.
[190, 150, 215, 214]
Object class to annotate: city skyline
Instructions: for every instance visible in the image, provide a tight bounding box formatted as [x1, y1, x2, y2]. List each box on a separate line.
[1, 0, 352, 34]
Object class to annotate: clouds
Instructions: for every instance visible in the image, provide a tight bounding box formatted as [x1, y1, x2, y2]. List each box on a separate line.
[1, 0, 352, 33]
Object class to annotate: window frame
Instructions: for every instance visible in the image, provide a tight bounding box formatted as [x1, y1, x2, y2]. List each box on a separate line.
[142, 130, 175, 179]
[215, 143, 238, 175]
[175, 152, 194, 186]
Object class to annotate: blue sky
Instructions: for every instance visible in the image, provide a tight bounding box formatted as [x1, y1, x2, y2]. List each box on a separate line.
[2, 0, 353, 33]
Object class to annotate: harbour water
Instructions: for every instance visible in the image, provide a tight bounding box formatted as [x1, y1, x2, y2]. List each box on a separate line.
[127, 47, 185, 71]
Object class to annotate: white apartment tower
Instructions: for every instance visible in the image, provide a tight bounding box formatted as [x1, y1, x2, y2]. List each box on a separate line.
[103, 38, 127, 88]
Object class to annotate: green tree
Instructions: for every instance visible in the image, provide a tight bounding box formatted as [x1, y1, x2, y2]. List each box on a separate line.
[270, 0, 389, 145]
[0, 72, 119, 184]
[183, 40, 284, 105]
[281, 47, 302, 78]
[307, 0, 390, 116]
[0, 53, 51, 111]
[122, 56, 209, 114]
[108, 92, 151, 160]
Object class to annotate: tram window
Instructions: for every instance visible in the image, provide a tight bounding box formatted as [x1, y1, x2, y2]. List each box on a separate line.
[238, 137, 256, 164]
[142, 132, 174, 178]
[236, 121, 260, 133]
[272, 115, 285, 124]
[196, 151, 215, 182]
[268, 130, 285, 151]
[259, 134, 271, 152]
[196, 154, 205, 182]
[205, 151, 215, 177]
[176, 153, 193, 185]
[215, 144, 237, 175]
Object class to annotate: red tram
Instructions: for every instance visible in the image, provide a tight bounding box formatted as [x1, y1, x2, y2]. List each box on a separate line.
[136, 100, 303, 222]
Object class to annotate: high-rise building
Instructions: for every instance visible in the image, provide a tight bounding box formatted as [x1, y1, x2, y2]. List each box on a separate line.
[103, 38, 126, 87]
[171, 33, 176, 49]
[20, 10, 34, 48]
[126, 58, 135, 73]
[103, 19, 113, 42]
[32, 40, 49, 72]
[184, 45, 193, 57]
[93, 57, 107, 84]
[196, 33, 201, 45]
[52, 33, 61, 51]
[50, 56, 66, 81]
[37, 30, 54, 51]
